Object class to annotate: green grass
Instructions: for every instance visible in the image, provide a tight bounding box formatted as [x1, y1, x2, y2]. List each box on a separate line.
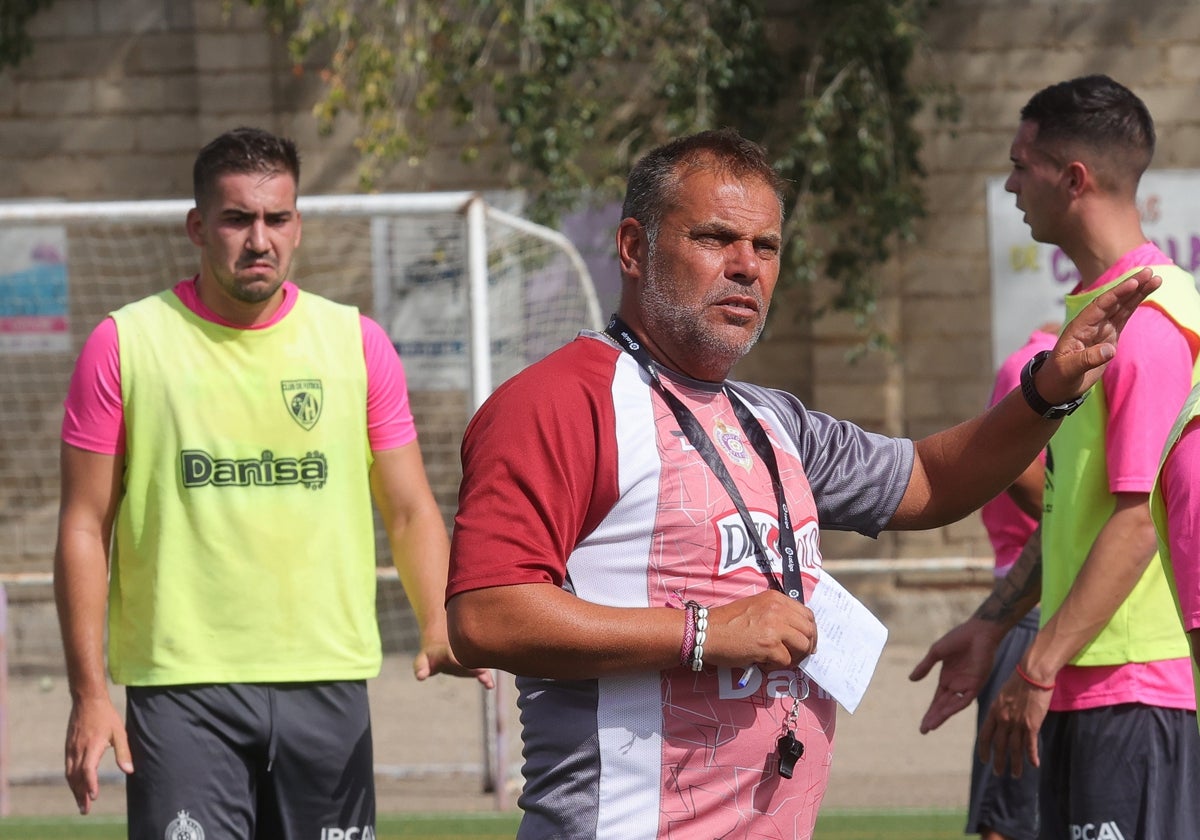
[0, 810, 966, 839]
[815, 809, 965, 838]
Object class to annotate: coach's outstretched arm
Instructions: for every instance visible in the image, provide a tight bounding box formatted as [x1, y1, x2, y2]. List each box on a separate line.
[888, 268, 1158, 530]
[53, 443, 133, 815]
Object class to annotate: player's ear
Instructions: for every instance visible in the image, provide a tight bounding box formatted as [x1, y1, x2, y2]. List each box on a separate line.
[185, 207, 205, 246]
[617, 218, 648, 282]
[1064, 160, 1090, 197]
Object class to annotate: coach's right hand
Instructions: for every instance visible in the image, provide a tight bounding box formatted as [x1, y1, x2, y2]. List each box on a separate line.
[703, 589, 818, 669]
[65, 693, 133, 815]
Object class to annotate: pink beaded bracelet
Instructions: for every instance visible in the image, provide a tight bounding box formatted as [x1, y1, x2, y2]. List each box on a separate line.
[680, 602, 698, 668]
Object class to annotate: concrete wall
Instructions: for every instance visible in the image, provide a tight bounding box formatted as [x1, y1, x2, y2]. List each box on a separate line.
[3, 0, 1199, 571]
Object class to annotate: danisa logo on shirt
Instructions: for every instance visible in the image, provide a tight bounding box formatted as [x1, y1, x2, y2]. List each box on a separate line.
[713, 511, 821, 578]
[282, 379, 323, 430]
[180, 449, 328, 490]
[717, 665, 833, 701]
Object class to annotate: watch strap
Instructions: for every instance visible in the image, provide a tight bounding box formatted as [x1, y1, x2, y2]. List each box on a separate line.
[1020, 349, 1088, 419]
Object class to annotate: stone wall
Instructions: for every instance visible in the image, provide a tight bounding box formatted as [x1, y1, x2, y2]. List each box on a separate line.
[742, 0, 1200, 561]
[3, 0, 1200, 575]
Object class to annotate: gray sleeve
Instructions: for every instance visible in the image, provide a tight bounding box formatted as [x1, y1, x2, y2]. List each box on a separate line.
[728, 382, 914, 537]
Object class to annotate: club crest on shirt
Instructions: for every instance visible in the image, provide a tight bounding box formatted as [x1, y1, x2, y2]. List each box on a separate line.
[166, 809, 205, 840]
[713, 418, 753, 471]
[282, 379, 323, 430]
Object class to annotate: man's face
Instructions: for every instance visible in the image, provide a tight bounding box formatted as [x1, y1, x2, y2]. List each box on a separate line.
[186, 170, 301, 317]
[1004, 120, 1069, 244]
[637, 167, 782, 381]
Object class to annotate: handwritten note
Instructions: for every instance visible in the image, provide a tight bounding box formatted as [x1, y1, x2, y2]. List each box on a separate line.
[798, 569, 888, 714]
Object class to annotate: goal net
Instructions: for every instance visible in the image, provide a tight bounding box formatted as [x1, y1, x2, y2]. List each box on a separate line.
[0, 192, 600, 801]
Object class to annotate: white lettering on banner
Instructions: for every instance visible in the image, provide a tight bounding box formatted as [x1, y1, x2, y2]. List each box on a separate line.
[715, 512, 821, 577]
[717, 666, 830, 701]
[1069, 822, 1127, 840]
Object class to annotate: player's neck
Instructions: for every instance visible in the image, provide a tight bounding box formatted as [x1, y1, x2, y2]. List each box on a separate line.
[1062, 209, 1149, 288]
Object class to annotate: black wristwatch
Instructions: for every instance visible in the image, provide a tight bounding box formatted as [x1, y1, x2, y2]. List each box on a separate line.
[1020, 349, 1088, 419]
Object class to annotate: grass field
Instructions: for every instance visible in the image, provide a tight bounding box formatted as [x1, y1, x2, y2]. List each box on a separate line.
[0, 809, 967, 839]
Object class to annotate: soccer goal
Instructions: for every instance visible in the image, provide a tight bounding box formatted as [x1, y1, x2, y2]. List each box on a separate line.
[0, 192, 601, 812]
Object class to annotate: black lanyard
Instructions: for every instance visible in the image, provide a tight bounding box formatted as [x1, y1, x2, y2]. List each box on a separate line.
[604, 316, 805, 604]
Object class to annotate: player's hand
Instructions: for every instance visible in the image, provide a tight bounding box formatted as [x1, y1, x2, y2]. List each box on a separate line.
[64, 694, 133, 815]
[1038, 268, 1160, 404]
[702, 590, 817, 670]
[909, 617, 1002, 733]
[978, 668, 1052, 776]
[414, 642, 496, 688]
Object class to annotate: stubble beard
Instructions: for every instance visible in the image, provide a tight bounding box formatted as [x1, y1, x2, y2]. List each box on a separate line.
[641, 258, 767, 379]
[229, 276, 284, 304]
[226, 258, 286, 304]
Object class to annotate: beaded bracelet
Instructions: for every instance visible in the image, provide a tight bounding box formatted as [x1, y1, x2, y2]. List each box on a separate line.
[679, 602, 698, 668]
[690, 604, 709, 672]
[1015, 663, 1056, 692]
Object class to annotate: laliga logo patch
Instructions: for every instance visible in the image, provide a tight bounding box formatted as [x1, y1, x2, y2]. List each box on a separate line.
[713, 418, 752, 471]
[282, 379, 323, 430]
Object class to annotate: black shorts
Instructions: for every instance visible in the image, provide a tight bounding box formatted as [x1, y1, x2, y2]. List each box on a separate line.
[1040, 702, 1200, 840]
[125, 681, 374, 840]
[968, 607, 1040, 840]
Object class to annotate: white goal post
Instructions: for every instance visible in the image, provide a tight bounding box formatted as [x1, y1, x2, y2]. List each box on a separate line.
[0, 191, 602, 811]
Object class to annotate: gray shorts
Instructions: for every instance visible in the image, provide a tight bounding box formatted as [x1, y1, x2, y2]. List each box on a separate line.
[968, 608, 1040, 840]
[125, 681, 374, 840]
[1040, 702, 1200, 840]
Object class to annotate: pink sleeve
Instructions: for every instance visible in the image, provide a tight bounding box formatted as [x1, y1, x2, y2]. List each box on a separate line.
[361, 315, 417, 451]
[1104, 306, 1195, 493]
[980, 331, 1056, 573]
[66, 314, 414, 455]
[1165, 420, 1200, 631]
[62, 317, 125, 455]
[988, 349, 1029, 409]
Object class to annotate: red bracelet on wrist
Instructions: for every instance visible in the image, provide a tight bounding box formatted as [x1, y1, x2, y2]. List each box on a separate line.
[1015, 663, 1056, 692]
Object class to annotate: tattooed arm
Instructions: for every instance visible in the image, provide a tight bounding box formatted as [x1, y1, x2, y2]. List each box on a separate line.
[908, 525, 1043, 733]
[975, 525, 1043, 626]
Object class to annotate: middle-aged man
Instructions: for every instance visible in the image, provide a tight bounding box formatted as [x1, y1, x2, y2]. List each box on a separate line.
[912, 75, 1200, 839]
[444, 127, 1157, 839]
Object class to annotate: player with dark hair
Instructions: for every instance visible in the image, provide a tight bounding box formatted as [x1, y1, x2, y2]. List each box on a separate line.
[54, 126, 490, 840]
[191, 126, 302, 208]
[913, 75, 1200, 839]
[446, 126, 1157, 838]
